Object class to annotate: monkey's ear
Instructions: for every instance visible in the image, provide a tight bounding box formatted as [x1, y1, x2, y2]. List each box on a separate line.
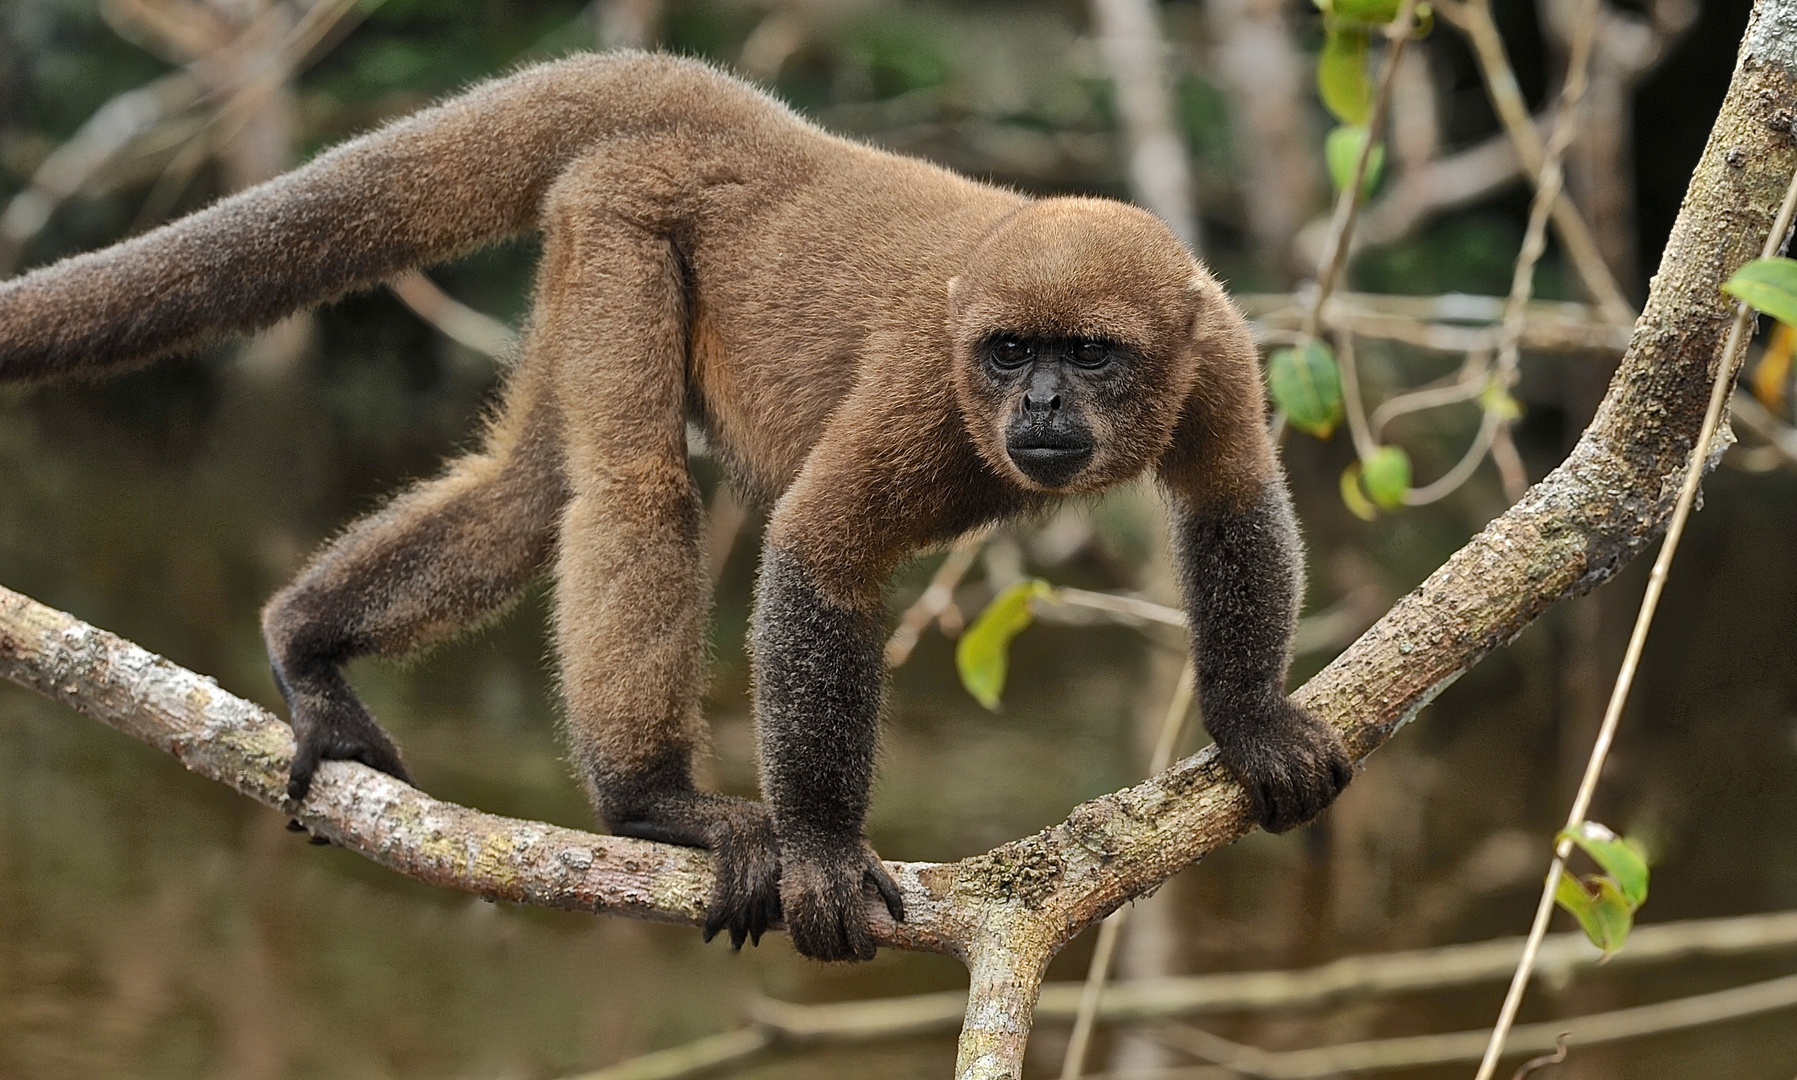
[1185, 275, 1212, 336]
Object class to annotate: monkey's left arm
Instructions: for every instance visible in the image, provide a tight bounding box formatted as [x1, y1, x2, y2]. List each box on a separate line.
[1159, 327, 1353, 833]
[1164, 476, 1352, 831]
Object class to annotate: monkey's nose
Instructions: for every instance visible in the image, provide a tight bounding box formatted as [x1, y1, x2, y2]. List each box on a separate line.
[1023, 393, 1061, 413]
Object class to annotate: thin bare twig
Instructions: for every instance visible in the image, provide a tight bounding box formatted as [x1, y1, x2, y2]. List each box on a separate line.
[1403, 407, 1502, 506]
[1489, 423, 1530, 503]
[1399, 0, 1600, 508]
[1509, 1034, 1570, 1080]
[1050, 588, 1186, 628]
[1434, 0, 1634, 323]
[1729, 390, 1797, 469]
[1477, 0, 1605, 506]
[559, 1028, 771, 1080]
[1241, 292, 1631, 355]
[0, 72, 205, 274]
[885, 531, 991, 667]
[1369, 351, 1491, 441]
[387, 270, 518, 358]
[743, 908, 1797, 1043]
[132, 0, 383, 229]
[1335, 330, 1380, 462]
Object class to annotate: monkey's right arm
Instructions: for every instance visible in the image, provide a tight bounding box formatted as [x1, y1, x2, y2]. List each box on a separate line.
[752, 543, 906, 962]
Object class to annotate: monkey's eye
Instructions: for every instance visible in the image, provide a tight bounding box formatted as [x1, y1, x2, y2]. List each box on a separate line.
[1071, 339, 1112, 368]
[990, 337, 1033, 369]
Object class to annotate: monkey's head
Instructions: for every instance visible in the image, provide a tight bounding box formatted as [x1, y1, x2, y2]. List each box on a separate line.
[948, 198, 1213, 494]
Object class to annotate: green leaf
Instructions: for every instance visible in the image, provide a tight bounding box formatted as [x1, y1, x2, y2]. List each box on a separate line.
[1269, 340, 1344, 438]
[956, 580, 1054, 710]
[1556, 870, 1636, 957]
[1317, 25, 1372, 125]
[1723, 257, 1797, 328]
[1558, 821, 1650, 909]
[1331, 0, 1402, 24]
[1360, 445, 1411, 509]
[1340, 462, 1378, 520]
[1326, 125, 1385, 196]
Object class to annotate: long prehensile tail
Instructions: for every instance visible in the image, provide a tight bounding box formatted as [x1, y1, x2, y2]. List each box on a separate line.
[0, 52, 687, 383]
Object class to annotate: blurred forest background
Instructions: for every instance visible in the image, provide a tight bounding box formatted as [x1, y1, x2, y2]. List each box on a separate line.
[3, 0, 1797, 1077]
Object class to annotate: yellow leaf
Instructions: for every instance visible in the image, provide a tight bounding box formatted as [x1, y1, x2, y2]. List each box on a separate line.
[1340, 462, 1378, 520]
[1753, 320, 1794, 413]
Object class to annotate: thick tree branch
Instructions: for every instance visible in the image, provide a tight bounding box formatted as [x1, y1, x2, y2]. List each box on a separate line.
[2, 4, 1795, 1078]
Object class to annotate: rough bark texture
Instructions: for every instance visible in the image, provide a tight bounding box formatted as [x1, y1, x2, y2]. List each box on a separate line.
[1, 4, 1794, 1078]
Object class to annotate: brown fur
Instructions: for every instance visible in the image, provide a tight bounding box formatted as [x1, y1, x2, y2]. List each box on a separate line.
[0, 51, 1347, 960]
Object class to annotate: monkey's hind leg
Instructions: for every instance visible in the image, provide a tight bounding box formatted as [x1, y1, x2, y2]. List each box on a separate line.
[263, 369, 565, 803]
[542, 203, 778, 950]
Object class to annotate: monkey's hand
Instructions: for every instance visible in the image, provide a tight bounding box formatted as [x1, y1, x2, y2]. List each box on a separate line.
[286, 704, 414, 803]
[777, 839, 906, 962]
[1213, 697, 1352, 834]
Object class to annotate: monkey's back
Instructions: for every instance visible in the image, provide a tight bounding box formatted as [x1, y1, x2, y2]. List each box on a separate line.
[550, 54, 1028, 499]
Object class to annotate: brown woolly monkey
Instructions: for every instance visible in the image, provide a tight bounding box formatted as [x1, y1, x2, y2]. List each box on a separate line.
[0, 52, 1351, 962]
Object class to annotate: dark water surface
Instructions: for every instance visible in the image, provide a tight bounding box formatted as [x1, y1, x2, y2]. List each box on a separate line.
[3, 346, 1797, 1079]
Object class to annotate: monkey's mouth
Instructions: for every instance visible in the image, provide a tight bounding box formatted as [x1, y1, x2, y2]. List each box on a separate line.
[1006, 437, 1094, 488]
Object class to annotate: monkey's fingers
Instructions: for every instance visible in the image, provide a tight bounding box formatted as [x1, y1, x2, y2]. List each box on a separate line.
[701, 816, 782, 950]
[1220, 700, 1353, 834]
[348, 739, 414, 788]
[287, 736, 325, 802]
[702, 887, 777, 950]
[781, 854, 879, 962]
[749, 879, 781, 947]
[864, 854, 906, 923]
[286, 726, 413, 803]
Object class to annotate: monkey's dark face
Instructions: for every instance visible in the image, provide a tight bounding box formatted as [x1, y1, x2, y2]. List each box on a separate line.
[979, 334, 1119, 489]
[948, 197, 1206, 494]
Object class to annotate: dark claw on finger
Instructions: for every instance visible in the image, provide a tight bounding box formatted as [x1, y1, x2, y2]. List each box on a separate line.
[867, 858, 906, 922]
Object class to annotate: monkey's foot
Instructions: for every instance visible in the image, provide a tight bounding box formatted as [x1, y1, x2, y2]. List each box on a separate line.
[777, 840, 905, 962]
[271, 660, 413, 802]
[610, 793, 783, 949]
[1215, 698, 1353, 834]
[699, 800, 783, 949]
